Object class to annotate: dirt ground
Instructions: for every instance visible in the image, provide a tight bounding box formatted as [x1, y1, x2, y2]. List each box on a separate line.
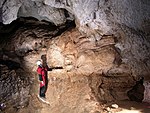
[104, 100, 150, 113]
[15, 75, 150, 113]
[23, 74, 149, 113]
[16, 99, 150, 113]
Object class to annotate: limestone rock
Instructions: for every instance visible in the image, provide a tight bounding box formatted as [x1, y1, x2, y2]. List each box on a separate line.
[18, 0, 66, 25]
[1, 0, 67, 25]
[1, 0, 150, 77]
[143, 81, 150, 103]
[0, 13, 150, 113]
[1, 0, 150, 34]
[111, 104, 119, 109]
[0, 63, 30, 112]
[1, 0, 150, 78]
[1, 0, 22, 24]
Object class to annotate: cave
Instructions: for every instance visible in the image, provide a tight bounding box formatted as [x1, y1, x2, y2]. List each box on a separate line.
[0, 0, 150, 113]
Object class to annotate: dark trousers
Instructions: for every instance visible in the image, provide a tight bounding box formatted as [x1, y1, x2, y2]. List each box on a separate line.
[39, 75, 48, 98]
[40, 86, 46, 98]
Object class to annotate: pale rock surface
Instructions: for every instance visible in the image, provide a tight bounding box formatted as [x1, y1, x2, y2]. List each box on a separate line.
[18, 0, 66, 25]
[1, 0, 66, 25]
[43, 0, 150, 77]
[1, 0, 22, 24]
[143, 81, 150, 103]
[1, 0, 150, 33]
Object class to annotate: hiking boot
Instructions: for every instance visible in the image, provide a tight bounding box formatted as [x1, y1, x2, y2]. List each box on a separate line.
[38, 95, 50, 105]
[38, 95, 46, 101]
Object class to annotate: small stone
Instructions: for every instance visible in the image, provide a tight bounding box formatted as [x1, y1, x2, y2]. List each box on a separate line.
[53, 77, 56, 81]
[106, 107, 111, 111]
[130, 107, 136, 110]
[0, 103, 6, 109]
[111, 104, 119, 109]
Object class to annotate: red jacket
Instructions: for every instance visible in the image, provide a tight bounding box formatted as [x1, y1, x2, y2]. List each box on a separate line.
[37, 66, 48, 87]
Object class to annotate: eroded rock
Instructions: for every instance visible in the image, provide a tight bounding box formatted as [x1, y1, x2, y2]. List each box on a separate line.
[0, 62, 30, 112]
[0, 10, 149, 112]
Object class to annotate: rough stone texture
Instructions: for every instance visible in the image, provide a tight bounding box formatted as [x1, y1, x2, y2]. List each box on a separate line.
[47, 29, 117, 75]
[0, 19, 136, 112]
[0, 0, 150, 78]
[127, 78, 150, 104]
[0, 0, 150, 112]
[127, 77, 144, 102]
[143, 81, 150, 103]
[0, 0, 67, 25]
[18, 0, 66, 25]
[0, 0, 22, 24]
[43, 0, 150, 78]
[1, 0, 150, 33]
[115, 26, 150, 79]
[0, 21, 137, 113]
[42, 0, 150, 34]
[0, 62, 30, 112]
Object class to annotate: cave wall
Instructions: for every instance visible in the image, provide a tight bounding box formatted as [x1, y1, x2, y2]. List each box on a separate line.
[0, 0, 150, 113]
[0, 0, 150, 77]
[0, 0, 150, 32]
[0, 61, 30, 112]
[3, 25, 133, 113]
[0, 20, 135, 112]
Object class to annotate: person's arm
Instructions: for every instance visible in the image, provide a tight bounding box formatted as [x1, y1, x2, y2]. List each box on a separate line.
[46, 65, 52, 71]
[46, 64, 63, 71]
[48, 67, 63, 71]
[52, 67, 63, 69]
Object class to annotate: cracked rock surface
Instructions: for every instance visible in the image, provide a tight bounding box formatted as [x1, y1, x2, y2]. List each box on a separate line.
[0, 0, 150, 113]
[1, 19, 149, 112]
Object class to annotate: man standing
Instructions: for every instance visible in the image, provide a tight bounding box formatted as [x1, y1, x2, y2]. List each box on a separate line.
[36, 60, 48, 100]
[36, 54, 62, 103]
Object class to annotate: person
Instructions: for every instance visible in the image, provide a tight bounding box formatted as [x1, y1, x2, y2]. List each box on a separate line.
[36, 60, 49, 100]
[36, 54, 63, 101]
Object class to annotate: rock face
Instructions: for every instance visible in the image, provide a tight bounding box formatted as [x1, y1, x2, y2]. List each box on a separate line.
[127, 77, 144, 102]
[0, 0, 150, 77]
[0, 0, 67, 25]
[0, 0, 150, 113]
[0, 0, 150, 32]
[0, 60, 30, 112]
[143, 81, 150, 103]
[0, 19, 139, 112]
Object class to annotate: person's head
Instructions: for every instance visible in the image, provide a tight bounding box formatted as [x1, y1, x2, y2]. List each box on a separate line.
[41, 54, 47, 67]
[41, 54, 47, 62]
[36, 60, 42, 66]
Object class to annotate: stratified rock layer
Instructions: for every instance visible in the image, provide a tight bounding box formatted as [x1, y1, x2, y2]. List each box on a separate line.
[0, 15, 150, 112]
[0, 0, 150, 112]
[1, 0, 150, 77]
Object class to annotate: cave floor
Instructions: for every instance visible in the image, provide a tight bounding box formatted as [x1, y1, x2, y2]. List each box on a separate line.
[16, 99, 150, 113]
[105, 100, 150, 113]
[17, 74, 150, 113]
[4, 76, 149, 113]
